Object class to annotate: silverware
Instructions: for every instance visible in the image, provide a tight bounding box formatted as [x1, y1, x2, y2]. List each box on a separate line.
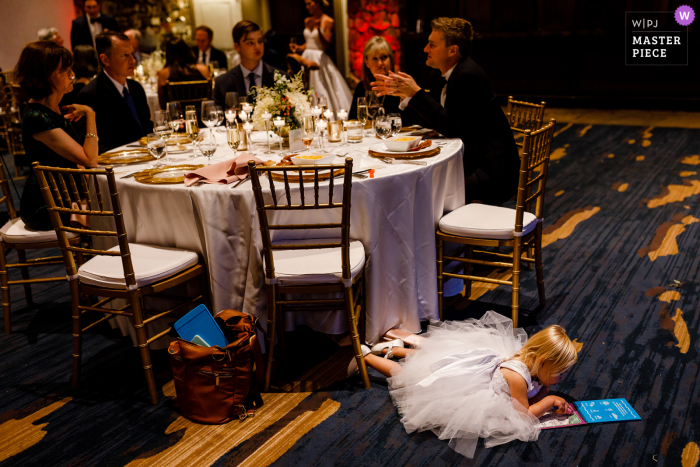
[352, 173, 368, 179]
[377, 157, 427, 166]
[119, 172, 138, 179]
[231, 177, 250, 188]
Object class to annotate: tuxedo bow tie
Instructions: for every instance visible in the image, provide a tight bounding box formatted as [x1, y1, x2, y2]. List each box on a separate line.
[89, 16, 103, 24]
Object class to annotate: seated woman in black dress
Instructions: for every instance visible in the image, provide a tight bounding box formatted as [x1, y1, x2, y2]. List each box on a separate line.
[14, 41, 98, 231]
[157, 37, 211, 109]
[349, 36, 415, 123]
[59, 45, 99, 107]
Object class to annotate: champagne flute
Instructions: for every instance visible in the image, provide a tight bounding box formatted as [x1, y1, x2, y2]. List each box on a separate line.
[273, 116, 285, 151]
[318, 96, 328, 112]
[316, 118, 328, 152]
[388, 113, 402, 137]
[147, 133, 166, 167]
[197, 129, 217, 165]
[356, 97, 368, 135]
[302, 116, 316, 152]
[185, 110, 199, 148]
[226, 125, 241, 158]
[261, 110, 273, 154]
[154, 110, 172, 160]
[337, 108, 348, 146]
[374, 114, 392, 142]
[166, 102, 184, 135]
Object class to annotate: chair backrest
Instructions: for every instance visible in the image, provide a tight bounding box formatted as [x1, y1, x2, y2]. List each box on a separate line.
[513, 119, 556, 233]
[32, 163, 138, 288]
[165, 80, 212, 105]
[248, 158, 354, 284]
[0, 156, 17, 219]
[506, 97, 546, 148]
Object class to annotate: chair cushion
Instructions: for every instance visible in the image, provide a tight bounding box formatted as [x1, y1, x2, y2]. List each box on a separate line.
[78, 243, 199, 289]
[438, 203, 538, 240]
[265, 238, 366, 286]
[0, 217, 78, 244]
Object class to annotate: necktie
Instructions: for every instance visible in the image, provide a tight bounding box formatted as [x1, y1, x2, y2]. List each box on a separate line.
[247, 73, 257, 93]
[122, 87, 144, 136]
[437, 75, 448, 107]
[90, 17, 103, 24]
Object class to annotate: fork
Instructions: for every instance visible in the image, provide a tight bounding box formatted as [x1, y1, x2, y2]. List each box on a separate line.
[377, 157, 427, 166]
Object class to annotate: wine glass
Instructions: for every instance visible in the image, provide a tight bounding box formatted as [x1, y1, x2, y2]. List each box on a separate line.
[356, 97, 368, 135]
[316, 118, 328, 152]
[200, 101, 217, 135]
[154, 110, 172, 159]
[209, 61, 221, 77]
[167, 102, 184, 140]
[289, 36, 297, 52]
[214, 106, 225, 132]
[318, 96, 328, 112]
[197, 130, 217, 165]
[147, 133, 166, 167]
[366, 91, 383, 121]
[388, 113, 402, 137]
[273, 116, 285, 151]
[225, 92, 239, 113]
[302, 116, 316, 152]
[374, 114, 392, 142]
[226, 125, 241, 158]
[185, 109, 199, 147]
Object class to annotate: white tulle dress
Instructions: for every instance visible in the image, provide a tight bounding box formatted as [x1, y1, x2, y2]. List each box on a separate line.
[302, 28, 352, 112]
[387, 311, 542, 458]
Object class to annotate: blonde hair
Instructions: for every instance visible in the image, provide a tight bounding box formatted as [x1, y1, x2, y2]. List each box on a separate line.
[362, 36, 395, 90]
[512, 325, 578, 377]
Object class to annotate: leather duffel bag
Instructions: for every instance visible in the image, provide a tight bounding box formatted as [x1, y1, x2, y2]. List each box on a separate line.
[168, 309, 265, 424]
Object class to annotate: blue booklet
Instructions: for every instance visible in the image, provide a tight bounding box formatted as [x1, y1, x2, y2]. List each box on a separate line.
[536, 398, 641, 429]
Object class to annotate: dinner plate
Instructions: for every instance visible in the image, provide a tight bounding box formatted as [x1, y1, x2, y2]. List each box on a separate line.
[98, 148, 154, 165]
[133, 164, 205, 184]
[166, 145, 191, 154]
[369, 142, 440, 157]
[138, 135, 191, 147]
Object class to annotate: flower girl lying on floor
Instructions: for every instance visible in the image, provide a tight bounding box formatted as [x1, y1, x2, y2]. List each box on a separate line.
[348, 311, 579, 458]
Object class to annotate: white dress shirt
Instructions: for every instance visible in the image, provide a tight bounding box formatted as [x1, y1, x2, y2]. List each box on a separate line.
[198, 48, 211, 66]
[399, 62, 458, 110]
[104, 70, 130, 96]
[88, 15, 103, 46]
[241, 61, 263, 94]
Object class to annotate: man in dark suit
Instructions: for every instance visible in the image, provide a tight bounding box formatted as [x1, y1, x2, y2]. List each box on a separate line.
[76, 31, 153, 152]
[372, 18, 520, 205]
[193, 26, 229, 71]
[213, 21, 281, 108]
[70, 0, 120, 50]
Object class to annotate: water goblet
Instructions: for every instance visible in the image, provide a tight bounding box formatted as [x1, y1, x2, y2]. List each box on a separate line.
[388, 113, 402, 137]
[154, 110, 172, 159]
[147, 133, 166, 167]
[197, 130, 217, 165]
[167, 102, 184, 135]
[374, 114, 392, 142]
[200, 100, 217, 136]
[215, 106, 225, 132]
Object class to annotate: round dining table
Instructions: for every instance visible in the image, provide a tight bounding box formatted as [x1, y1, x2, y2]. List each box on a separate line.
[96, 129, 465, 345]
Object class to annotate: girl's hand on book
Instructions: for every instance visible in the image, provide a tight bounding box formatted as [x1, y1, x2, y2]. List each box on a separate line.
[550, 396, 571, 414]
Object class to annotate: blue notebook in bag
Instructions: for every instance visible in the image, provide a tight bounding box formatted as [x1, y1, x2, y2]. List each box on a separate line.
[173, 304, 228, 348]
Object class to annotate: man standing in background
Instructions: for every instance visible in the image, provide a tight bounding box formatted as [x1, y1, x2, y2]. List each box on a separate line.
[193, 26, 229, 71]
[125, 29, 143, 65]
[71, 0, 120, 49]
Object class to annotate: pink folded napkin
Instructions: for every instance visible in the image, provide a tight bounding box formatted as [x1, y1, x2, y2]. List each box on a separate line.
[184, 152, 263, 186]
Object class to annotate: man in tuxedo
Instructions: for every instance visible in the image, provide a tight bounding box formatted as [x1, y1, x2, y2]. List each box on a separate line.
[70, 0, 120, 50]
[213, 21, 282, 108]
[124, 29, 143, 65]
[193, 26, 229, 71]
[76, 31, 153, 152]
[372, 18, 520, 205]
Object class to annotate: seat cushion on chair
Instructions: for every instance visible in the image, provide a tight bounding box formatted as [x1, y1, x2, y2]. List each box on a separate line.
[438, 203, 538, 240]
[265, 238, 366, 286]
[78, 243, 199, 289]
[0, 217, 78, 244]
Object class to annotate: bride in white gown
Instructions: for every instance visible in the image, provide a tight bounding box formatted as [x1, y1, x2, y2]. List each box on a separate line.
[290, 0, 352, 112]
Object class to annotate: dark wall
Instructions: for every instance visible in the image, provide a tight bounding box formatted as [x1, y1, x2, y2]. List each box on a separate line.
[269, 0, 337, 63]
[400, 0, 699, 109]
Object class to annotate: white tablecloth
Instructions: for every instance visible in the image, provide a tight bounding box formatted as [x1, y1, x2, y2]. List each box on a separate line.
[145, 88, 160, 122]
[95, 133, 464, 344]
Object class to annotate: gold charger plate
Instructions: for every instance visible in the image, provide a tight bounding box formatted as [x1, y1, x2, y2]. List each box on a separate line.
[138, 135, 191, 146]
[268, 167, 345, 183]
[98, 148, 154, 165]
[133, 164, 205, 184]
[368, 146, 441, 160]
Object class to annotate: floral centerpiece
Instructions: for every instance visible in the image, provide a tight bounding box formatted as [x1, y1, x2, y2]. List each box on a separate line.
[250, 71, 313, 134]
[140, 48, 165, 80]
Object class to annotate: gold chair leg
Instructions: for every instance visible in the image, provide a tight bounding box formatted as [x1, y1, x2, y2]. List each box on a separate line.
[511, 239, 522, 329]
[345, 286, 370, 389]
[131, 292, 158, 404]
[535, 227, 546, 307]
[16, 249, 33, 305]
[436, 236, 444, 321]
[264, 284, 277, 392]
[464, 246, 473, 298]
[0, 245, 10, 334]
[70, 280, 83, 389]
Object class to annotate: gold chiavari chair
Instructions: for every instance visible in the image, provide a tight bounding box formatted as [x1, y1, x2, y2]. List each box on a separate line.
[0, 159, 84, 333]
[436, 119, 556, 327]
[248, 158, 370, 391]
[506, 96, 546, 149]
[2, 84, 29, 177]
[164, 79, 212, 117]
[33, 163, 210, 404]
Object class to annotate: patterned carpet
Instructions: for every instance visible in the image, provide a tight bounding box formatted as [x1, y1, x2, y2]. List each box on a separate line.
[1, 123, 699, 467]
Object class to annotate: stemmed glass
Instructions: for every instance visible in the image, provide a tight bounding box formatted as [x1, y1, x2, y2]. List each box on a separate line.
[185, 109, 199, 148]
[356, 97, 368, 135]
[318, 96, 328, 111]
[154, 110, 172, 160]
[374, 113, 392, 142]
[302, 116, 316, 152]
[273, 116, 285, 151]
[261, 111, 273, 154]
[200, 100, 217, 136]
[226, 124, 241, 158]
[225, 91, 239, 113]
[197, 130, 217, 165]
[337, 108, 348, 146]
[316, 118, 328, 152]
[242, 121, 255, 154]
[388, 113, 402, 137]
[147, 133, 166, 167]
[215, 106, 225, 132]
[366, 91, 383, 122]
[167, 102, 184, 136]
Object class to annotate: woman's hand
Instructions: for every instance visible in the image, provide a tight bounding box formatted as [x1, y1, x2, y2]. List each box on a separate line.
[62, 104, 94, 123]
[371, 72, 421, 99]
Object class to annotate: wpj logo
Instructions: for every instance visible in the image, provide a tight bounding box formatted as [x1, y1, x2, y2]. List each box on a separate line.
[625, 6, 693, 66]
